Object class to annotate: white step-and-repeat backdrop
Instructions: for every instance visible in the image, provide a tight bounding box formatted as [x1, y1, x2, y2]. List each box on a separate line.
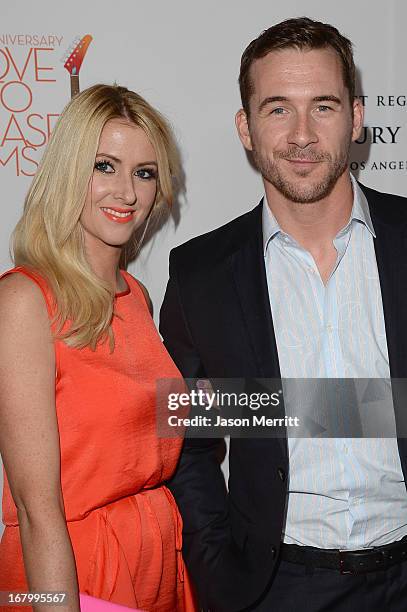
[1, 0, 406, 534]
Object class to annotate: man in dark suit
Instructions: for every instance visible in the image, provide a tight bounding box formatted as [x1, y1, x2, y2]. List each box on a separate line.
[160, 17, 407, 611]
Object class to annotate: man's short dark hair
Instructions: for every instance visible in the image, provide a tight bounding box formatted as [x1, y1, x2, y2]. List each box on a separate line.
[239, 17, 356, 115]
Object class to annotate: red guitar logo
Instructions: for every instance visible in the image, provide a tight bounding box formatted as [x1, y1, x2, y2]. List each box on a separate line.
[61, 34, 93, 98]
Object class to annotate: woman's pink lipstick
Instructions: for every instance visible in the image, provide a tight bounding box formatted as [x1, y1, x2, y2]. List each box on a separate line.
[101, 207, 134, 224]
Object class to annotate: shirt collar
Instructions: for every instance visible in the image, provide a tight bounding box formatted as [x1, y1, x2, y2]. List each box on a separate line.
[262, 172, 376, 256]
[349, 173, 375, 237]
[262, 195, 281, 255]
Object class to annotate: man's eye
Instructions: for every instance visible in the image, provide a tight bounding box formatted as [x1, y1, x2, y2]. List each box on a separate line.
[94, 160, 114, 173]
[136, 168, 157, 180]
[317, 105, 331, 112]
[271, 107, 286, 115]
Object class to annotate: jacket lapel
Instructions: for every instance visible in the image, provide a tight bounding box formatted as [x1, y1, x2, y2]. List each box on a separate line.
[230, 203, 281, 379]
[368, 190, 407, 476]
[370, 212, 407, 379]
[231, 203, 288, 460]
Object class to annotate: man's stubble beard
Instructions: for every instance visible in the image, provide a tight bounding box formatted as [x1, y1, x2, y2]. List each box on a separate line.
[251, 140, 352, 204]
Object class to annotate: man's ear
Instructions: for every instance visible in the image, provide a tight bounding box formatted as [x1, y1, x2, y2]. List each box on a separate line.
[235, 109, 253, 151]
[351, 97, 364, 142]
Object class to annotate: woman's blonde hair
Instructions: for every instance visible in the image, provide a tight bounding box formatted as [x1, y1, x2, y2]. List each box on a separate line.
[12, 84, 180, 350]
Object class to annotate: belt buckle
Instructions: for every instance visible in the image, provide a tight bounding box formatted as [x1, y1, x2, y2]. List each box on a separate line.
[339, 549, 388, 575]
[339, 550, 353, 575]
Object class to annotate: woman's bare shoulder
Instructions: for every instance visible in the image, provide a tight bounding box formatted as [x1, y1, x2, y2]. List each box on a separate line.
[0, 271, 50, 327]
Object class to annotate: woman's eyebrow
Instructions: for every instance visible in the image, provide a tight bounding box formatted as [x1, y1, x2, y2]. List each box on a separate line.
[95, 154, 158, 167]
[95, 153, 121, 162]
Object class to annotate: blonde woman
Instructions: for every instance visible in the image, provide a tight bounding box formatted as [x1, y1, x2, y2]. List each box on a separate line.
[0, 85, 196, 612]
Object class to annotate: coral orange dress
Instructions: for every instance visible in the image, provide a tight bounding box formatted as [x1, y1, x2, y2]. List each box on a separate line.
[0, 267, 196, 612]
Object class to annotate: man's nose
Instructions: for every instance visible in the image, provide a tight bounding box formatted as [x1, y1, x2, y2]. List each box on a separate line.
[287, 113, 318, 149]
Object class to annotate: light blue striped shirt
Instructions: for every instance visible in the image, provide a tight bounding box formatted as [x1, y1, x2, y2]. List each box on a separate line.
[263, 174, 407, 549]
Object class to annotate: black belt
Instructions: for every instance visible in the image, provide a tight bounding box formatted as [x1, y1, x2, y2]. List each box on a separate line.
[281, 538, 407, 574]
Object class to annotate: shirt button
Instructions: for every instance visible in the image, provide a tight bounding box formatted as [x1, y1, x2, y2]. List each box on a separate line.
[278, 468, 286, 482]
[326, 324, 333, 332]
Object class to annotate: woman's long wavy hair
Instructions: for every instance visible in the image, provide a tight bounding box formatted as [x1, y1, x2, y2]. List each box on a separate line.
[12, 84, 180, 350]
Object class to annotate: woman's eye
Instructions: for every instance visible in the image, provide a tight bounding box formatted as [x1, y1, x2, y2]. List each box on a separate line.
[136, 168, 157, 180]
[94, 160, 114, 173]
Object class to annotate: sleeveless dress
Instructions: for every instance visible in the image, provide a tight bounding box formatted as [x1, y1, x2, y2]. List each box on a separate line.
[0, 267, 196, 612]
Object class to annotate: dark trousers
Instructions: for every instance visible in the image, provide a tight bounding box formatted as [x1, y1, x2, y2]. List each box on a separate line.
[247, 557, 407, 612]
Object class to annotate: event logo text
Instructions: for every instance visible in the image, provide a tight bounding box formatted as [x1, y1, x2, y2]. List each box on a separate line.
[0, 37, 63, 176]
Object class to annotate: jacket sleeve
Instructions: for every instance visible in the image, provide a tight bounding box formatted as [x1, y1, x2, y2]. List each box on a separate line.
[159, 251, 230, 607]
[160, 250, 275, 611]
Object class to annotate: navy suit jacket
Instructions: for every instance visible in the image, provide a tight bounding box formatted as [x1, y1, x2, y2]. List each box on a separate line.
[159, 183, 407, 611]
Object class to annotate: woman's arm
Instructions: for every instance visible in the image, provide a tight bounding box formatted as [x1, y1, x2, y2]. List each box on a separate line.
[0, 274, 79, 612]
